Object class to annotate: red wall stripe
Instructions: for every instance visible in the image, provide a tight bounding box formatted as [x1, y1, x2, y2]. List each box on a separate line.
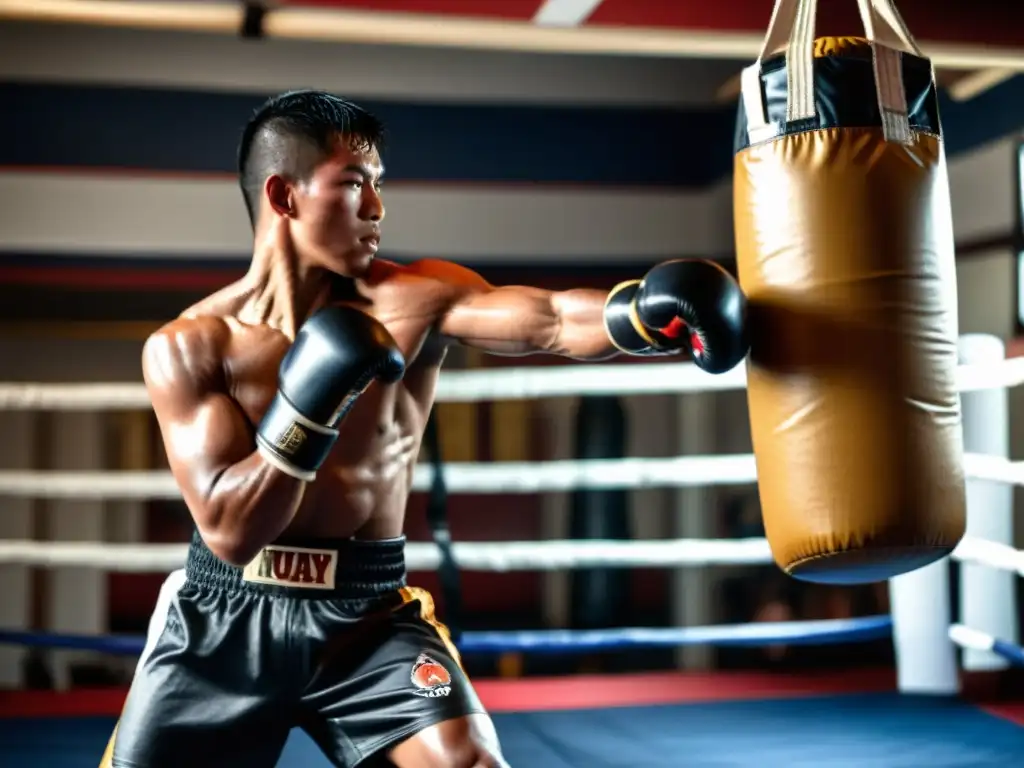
[282, 0, 545, 20]
[589, 0, 1024, 48]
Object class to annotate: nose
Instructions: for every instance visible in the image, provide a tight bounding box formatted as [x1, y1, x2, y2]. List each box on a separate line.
[362, 186, 385, 222]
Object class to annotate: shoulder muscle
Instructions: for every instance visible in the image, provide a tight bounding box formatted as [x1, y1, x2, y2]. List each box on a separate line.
[406, 259, 489, 290]
[142, 316, 230, 412]
[402, 258, 492, 312]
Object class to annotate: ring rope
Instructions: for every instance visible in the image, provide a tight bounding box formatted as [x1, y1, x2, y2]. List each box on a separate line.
[0, 538, 774, 572]
[0, 615, 894, 655]
[949, 624, 1024, 666]
[457, 616, 894, 652]
[0, 356, 1021, 410]
[0, 535, 1018, 574]
[0, 452, 1019, 498]
[951, 536, 1024, 577]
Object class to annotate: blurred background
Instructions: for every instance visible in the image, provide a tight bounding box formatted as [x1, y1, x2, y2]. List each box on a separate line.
[1, 0, 1023, 694]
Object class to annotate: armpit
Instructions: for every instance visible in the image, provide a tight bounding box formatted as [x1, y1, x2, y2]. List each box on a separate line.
[416, 328, 449, 366]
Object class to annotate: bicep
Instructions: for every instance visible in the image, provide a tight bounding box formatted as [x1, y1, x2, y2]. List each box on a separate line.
[144, 331, 255, 509]
[439, 284, 560, 354]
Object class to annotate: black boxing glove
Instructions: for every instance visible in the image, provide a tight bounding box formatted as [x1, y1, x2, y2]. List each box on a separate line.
[603, 259, 748, 374]
[256, 305, 406, 481]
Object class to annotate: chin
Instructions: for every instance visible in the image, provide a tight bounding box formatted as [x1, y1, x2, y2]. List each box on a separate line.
[352, 252, 376, 273]
[329, 252, 374, 278]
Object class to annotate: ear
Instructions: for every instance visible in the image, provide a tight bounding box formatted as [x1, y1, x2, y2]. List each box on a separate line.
[264, 174, 294, 218]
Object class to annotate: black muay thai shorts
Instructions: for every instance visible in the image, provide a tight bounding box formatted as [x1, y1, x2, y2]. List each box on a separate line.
[109, 531, 484, 767]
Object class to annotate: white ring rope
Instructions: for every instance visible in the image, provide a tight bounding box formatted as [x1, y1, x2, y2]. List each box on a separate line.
[949, 624, 997, 653]
[0, 452, 1019, 499]
[1, 352, 1020, 632]
[949, 536, 1024, 576]
[0, 356, 1022, 410]
[949, 624, 1024, 665]
[0, 534, 1018, 574]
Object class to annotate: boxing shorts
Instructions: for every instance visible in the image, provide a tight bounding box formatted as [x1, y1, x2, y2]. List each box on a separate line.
[110, 531, 484, 767]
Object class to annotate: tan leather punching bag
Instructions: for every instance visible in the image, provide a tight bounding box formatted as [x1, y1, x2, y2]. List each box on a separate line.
[733, 0, 966, 584]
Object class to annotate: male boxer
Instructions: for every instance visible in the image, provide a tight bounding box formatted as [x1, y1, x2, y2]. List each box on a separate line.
[103, 90, 747, 768]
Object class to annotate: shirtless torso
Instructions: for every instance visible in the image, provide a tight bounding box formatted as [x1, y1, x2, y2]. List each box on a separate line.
[152, 263, 448, 544]
[142, 254, 615, 565]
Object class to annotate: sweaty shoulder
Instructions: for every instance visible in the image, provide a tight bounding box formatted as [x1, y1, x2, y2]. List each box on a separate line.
[397, 258, 489, 302]
[402, 258, 487, 286]
[142, 315, 231, 403]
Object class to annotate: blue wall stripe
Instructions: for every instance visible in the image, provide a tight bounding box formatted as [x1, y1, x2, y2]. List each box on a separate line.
[0, 83, 735, 188]
[937, 75, 1024, 157]
[1, 75, 1021, 192]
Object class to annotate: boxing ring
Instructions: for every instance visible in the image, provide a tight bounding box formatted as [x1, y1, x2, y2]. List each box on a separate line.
[1, 334, 1023, 766]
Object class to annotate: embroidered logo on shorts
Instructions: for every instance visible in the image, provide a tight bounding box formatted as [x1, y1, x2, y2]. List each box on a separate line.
[410, 653, 452, 698]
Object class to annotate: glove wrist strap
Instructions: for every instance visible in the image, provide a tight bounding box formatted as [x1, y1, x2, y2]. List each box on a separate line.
[604, 280, 651, 354]
[255, 392, 339, 481]
[604, 280, 680, 357]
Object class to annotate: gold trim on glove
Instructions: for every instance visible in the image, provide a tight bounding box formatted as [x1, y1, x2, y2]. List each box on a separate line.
[627, 294, 656, 347]
[604, 280, 645, 353]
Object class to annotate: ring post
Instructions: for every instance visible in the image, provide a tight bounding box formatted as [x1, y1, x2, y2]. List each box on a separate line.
[889, 555, 958, 694]
[958, 333, 1017, 670]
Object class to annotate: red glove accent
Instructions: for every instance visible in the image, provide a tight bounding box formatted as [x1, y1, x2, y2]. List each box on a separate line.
[660, 317, 687, 339]
[658, 317, 706, 357]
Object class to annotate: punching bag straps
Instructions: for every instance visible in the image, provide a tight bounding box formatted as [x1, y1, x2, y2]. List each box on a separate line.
[856, 0, 922, 56]
[755, 0, 801, 62]
[423, 409, 463, 642]
[740, 0, 817, 142]
[743, 0, 920, 145]
[855, 0, 919, 143]
[784, 0, 818, 123]
[870, 44, 912, 143]
[741, 0, 796, 137]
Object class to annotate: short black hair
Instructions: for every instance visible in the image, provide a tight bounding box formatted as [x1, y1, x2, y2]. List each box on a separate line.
[237, 90, 386, 226]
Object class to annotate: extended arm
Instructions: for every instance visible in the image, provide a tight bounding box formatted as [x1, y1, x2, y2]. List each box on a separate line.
[423, 259, 749, 372]
[413, 259, 614, 359]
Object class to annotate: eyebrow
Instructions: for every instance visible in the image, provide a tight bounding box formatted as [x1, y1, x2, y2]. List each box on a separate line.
[342, 163, 385, 181]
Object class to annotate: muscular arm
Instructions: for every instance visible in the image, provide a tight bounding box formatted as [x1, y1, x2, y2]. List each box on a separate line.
[143, 320, 305, 565]
[416, 260, 617, 360]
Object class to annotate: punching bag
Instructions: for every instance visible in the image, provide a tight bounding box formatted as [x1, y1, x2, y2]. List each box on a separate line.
[569, 396, 630, 630]
[733, 0, 966, 584]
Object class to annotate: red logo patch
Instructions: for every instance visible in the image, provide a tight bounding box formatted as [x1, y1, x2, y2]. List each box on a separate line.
[410, 653, 452, 698]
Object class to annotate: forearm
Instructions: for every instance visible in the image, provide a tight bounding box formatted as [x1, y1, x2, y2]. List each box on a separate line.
[547, 288, 620, 360]
[195, 452, 307, 565]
